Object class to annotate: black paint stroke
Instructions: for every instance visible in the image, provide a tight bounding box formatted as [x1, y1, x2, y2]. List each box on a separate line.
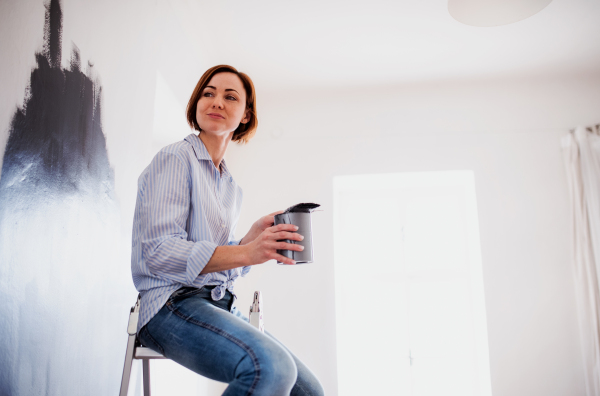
[0, 0, 114, 203]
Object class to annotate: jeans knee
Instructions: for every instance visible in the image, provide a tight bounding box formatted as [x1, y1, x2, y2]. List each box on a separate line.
[292, 366, 324, 396]
[232, 338, 298, 395]
[304, 379, 325, 396]
[258, 346, 297, 391]
[234, 343, 297, 394]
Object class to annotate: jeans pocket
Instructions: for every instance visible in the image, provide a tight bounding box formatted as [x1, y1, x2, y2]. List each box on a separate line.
[139, 326, 165, 356]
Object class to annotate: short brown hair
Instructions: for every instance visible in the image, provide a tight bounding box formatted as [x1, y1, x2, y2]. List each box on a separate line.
[186, 65, 257, 144]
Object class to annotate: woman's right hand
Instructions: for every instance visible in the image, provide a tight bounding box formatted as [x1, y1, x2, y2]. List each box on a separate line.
[244, 223, 304, 265]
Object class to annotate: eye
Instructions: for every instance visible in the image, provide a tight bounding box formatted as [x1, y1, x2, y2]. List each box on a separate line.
[226, 95, 237, 101]
[202, 91, 214, 97]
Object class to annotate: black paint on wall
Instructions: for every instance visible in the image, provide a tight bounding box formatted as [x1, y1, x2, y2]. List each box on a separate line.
[0, 0, 113, 202]
[0, 1, 119, 394]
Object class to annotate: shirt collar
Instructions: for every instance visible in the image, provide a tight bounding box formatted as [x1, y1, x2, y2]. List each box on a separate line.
[185, 133, 232, 179]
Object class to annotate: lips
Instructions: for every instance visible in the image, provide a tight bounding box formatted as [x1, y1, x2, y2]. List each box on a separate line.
[207, 113, 225, 119]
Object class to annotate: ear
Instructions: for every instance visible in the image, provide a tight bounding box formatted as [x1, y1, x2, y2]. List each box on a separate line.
[240, 108, 251, 124]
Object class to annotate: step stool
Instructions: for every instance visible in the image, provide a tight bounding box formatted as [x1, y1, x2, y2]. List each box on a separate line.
[119, 295, 165, 396]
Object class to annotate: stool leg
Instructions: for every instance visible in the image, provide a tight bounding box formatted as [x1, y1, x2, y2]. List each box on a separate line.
[143, 359, 151, 396]
[119, 334, 137, 396]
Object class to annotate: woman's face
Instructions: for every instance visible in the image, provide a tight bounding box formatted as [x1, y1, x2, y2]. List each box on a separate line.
[195, 72, 250, 138]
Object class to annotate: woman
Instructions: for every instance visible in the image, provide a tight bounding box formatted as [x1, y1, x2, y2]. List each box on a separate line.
[131, 65, 324, 396]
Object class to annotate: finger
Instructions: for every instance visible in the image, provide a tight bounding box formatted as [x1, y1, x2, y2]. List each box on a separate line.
[258, 211, 284, 228]
[269, 223, 299, 233]
[272, 253, 296, 265]
[263, 215, 275, 227]
[276, 242, 304, 252]
[271, 231, 304, 241]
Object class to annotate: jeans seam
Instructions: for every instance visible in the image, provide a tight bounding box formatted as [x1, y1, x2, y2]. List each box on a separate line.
[167, 304, 261, 396]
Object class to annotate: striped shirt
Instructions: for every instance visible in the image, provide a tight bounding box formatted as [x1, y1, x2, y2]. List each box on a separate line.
[131, 133, 249, 331]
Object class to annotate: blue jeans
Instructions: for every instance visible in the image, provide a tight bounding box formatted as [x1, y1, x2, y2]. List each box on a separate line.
[138, 286, 324, 396]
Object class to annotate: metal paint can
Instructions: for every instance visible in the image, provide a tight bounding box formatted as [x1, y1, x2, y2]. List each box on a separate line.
[273, 203, 320, 264]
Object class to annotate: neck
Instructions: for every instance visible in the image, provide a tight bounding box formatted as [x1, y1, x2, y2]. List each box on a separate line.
[198, 131, 232, 172]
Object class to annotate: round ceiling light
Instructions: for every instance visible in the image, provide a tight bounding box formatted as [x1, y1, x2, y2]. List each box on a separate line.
[448, 0, 553, 27]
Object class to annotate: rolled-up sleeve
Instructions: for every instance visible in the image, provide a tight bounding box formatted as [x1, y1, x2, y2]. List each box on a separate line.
[226, 239, 251, 276]
[140, 151, 216, 285]
[241, 265, 252, 277]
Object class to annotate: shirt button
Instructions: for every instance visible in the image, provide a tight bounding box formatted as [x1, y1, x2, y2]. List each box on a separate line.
[221, 223, 225, 228]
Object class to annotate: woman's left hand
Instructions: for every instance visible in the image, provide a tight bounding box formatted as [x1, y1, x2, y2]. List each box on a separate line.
[240, 210, 284, 245]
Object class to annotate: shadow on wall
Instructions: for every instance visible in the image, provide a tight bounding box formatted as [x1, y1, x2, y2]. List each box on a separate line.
[0, 0, 128, 394]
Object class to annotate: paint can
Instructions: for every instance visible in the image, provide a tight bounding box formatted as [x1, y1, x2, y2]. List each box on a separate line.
[274, 203, 320, 264]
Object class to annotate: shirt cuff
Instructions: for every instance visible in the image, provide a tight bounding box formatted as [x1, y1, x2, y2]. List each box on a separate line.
[241, 265, 252, 277]
[227, 238, 243, 246]
[186, 240, 218, 284]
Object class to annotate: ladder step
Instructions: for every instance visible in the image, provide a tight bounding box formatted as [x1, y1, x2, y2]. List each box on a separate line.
[135, 347, 166, 359]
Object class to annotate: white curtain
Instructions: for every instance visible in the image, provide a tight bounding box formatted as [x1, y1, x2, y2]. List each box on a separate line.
[562, 125, 600, 396]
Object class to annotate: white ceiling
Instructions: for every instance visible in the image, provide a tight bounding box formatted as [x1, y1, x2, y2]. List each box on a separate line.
[171, 0, 600, 89]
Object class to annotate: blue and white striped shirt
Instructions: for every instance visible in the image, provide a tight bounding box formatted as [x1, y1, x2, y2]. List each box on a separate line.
[131, 133, 249, 331]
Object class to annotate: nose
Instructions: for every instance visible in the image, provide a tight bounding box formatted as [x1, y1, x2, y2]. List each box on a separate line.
[212, 95, 224, 109]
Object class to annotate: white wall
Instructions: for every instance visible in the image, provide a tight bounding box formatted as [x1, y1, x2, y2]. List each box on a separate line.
[227, 73, 600, 396]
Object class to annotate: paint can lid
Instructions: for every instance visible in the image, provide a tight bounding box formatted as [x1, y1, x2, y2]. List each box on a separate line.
[283, 203, 320, 213]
